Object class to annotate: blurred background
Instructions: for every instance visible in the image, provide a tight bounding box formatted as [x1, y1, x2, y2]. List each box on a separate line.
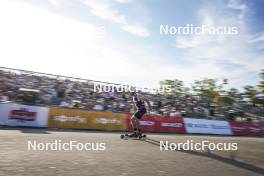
[1, 67, 263, 122]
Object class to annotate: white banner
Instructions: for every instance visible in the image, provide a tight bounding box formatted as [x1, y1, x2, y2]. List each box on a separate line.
[184, 118, 232, 135]
[161, 122, 183, 128]
[139, 120, 155, 126]
[0, 103, 49, 127]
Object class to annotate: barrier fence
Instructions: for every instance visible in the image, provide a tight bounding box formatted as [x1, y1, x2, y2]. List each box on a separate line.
[0, 103, 263, 136]
[184, 118, 233, 135]
[229, 121, 263, 136]
[126, 114, 186, 133]
[48, 108, 127, 131]
[0, 103, 48, 127]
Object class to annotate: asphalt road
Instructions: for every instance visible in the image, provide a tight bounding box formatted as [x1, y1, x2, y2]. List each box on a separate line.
[0, 127, 263, 176]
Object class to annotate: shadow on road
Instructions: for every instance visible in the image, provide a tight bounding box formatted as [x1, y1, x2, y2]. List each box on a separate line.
[143, 138, 264, 175]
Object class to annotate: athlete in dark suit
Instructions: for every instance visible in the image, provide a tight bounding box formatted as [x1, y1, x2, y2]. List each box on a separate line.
[129, 92, 151, 137]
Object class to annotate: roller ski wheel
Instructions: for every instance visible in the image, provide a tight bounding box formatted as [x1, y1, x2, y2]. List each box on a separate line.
[120, 133, 129, 139]
[120, 134, 125, 139]
[138, 134, 147, 139]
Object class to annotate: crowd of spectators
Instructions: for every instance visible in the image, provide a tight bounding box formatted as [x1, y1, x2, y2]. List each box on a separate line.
[0, 68, 263, 121]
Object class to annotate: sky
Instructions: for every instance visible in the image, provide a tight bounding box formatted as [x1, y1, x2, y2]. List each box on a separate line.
[0, 0, 263, 90]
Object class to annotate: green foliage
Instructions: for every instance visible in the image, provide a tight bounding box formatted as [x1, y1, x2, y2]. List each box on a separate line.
[159, 79, 188, 97]
[218, 88, 241, 106]
[159, 70, 264, 107]
[258, 69, 264, 93]
[243, 85, 263, 106]
[191, 78, 221, 103]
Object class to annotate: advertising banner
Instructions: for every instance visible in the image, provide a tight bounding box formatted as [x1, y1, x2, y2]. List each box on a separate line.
[0, 103, 7, 125]
[0, 103, 49, 127]
[229, 121, 248, 136]
[48, 108, 127, 131]
[184, 118, 232, 135]
[229, 121, 263, 136]
[126, 115, 157, 132]
[155, 117, 185, 133]
[247, 123, 263, 136]
[126, 114, 186, 133]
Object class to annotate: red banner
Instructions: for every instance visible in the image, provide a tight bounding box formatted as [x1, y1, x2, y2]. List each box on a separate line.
[126, 114, 186, 133]
[230, 121, 263, 136]
[155, 117, 185, 133]
[247, 123, 263, 136]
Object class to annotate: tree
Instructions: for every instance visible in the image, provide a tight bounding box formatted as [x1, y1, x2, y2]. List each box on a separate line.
[258, 69, 264, 94]
[192, 78, 221, 104]
[218, 88, 241, 106]
[227, 88, 240, 99]
[243, 85, 259, 106]
[159, 79, 188, 97]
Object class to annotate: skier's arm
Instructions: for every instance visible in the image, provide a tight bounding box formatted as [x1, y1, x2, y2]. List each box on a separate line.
[141, 96, 151, 110]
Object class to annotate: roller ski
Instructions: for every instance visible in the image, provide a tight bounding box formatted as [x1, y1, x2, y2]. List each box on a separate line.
[120, 131, 146, 140]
